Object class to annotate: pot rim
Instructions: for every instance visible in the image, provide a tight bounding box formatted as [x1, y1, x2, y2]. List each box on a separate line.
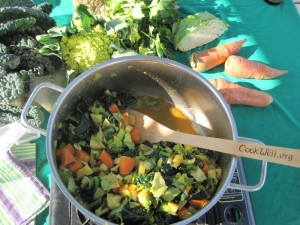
[46, 55, 238, 225]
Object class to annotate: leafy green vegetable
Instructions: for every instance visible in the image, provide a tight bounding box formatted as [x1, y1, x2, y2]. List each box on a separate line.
[0, 17, 36, 37]
[101, 172, 120, 191]
[0, 53, 20, 70]
[56, 90, 223, 225]
[0, 0, 34, 7]
[105, 0, 180, 58]
[0, 6, 55, 30]
[0, 72, 24, 104]
[150, 172, 168, 198]
[0, 104, 43, 127]
[174, 11, 229, 51]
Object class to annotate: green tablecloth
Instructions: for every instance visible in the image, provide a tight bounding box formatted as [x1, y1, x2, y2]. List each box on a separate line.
[33, 0, 300, 225]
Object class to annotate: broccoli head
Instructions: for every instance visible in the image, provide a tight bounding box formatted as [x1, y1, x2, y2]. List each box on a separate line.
[59, 24, 114, 76]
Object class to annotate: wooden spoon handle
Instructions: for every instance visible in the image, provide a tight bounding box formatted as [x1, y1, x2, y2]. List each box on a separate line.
[165, 131, 300, 168]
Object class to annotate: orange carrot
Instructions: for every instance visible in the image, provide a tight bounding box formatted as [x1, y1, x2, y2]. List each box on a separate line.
[119, 156, 136, 175]
[188, 199, 209, 208]
[56, 143, 76, 158]
[225, 55, 288, 79]
[75, 149, 91, 163]
[130, 128, 141, 144]
[127, 184, 139, 201]
[201, 162, 209, 175]
[99, 149, 114, 168]
[68, 159, 84, 173]
[121, 112, 129, 125]
[190, 39, 247, 72]
[60, 145, 76, 166]
[108, 103, 120, 113]
[210, 78, 273, 107]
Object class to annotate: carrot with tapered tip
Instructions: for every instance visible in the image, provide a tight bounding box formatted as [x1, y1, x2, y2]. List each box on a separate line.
[210, 78, 273, 107]
[190, 39, 247, 72]
[224, 55, 288, 79]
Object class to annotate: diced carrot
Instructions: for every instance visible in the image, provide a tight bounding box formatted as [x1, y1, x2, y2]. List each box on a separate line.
[225, 55, 288, 79]
[108, 103, 120, 113]
[210, 78, 273, 107]
[188, 199, 209, 208]
[190, 39, 247, 72]
[60, 145, 76, 166]
[128, 184, 139, 201]
[75, 149, 90, 163]
[130, 128, 141, 144]
[201, 162, 209, 175]
[57, 143, 76, 158]
[119, 156, 136, 175]
[64, 143, 76, 155]
[121, 112, 129, 125]
[123, 112, 129, 121]
[68, 159, 84, 173]
[177, 207, 192, 219]
[99, 149, 114, 168]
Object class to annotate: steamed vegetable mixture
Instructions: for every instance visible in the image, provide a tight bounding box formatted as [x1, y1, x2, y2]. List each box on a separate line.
[56, 90, 222, 225]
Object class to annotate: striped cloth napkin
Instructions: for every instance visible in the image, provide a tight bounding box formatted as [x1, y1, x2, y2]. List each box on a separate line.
[0, 143, 50, 225]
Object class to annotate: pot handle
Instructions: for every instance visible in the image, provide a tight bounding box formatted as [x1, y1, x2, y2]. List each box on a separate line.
[228, 137, 268, 192]
[21, 82, 65, 136]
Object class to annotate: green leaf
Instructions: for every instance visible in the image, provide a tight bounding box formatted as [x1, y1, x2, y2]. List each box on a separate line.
[72, 4, 96, 32]
[105, 20, 127, 35]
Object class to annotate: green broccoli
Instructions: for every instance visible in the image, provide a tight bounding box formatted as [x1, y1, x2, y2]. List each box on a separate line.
[0, 104, 43, 127]
[60, 24, 114, 77]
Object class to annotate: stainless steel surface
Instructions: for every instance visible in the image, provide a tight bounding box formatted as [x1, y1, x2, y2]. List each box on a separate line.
[228, 137, 267, 192]
[23, 55, 261, 224]
[20, 82, 65, 136]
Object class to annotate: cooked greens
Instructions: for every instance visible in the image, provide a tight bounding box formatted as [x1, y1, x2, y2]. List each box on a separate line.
[56, 90, 222, 225]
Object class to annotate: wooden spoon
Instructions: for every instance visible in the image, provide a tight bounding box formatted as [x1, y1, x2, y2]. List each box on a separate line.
[127, 109, 300, 168]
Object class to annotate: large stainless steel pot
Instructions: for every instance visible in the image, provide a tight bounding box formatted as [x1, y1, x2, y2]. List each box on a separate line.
[21, 56, 267, 225]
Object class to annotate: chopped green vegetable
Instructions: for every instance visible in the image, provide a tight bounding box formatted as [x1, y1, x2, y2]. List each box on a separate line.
[56, 90, 223, 225]
[101, 172, 120, 191]
[107, 193, 123, 210]
[150, 172, 168, 198]
[174, 11, 229, 51]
